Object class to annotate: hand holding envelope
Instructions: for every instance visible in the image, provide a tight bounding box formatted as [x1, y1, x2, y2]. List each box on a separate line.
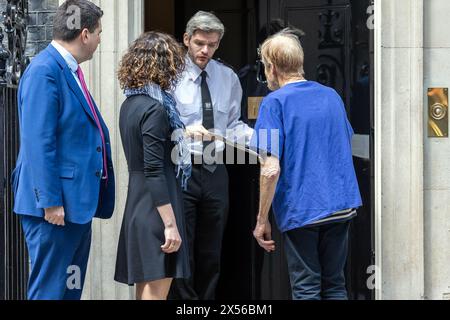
[207, 129, 263, 161]
[185, 125, 213, 140]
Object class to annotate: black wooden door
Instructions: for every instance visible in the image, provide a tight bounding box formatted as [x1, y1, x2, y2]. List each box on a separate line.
[256, 0, 374, 300]
[173, 0, 265, 301]
[170, 0, 373, 300]
[268, 0, 351, 104]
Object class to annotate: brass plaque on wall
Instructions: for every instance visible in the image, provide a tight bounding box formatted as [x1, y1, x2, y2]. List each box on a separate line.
[428, 88, 448, 138]
[248, 97, 264, 120]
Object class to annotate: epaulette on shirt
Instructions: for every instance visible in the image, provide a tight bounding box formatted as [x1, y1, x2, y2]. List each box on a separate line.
[215, 58, 236, 73]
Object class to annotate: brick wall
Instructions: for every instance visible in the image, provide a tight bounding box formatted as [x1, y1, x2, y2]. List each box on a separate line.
[27, 0, 59, 57]
[0, 0, 58, 58]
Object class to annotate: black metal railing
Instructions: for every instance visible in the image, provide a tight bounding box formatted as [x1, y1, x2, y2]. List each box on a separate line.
[0, 86, 28, 301]
[1, 0, 29, 300]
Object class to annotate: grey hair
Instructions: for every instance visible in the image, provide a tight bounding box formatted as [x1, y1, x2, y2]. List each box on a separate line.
[186, 11, 225, 40]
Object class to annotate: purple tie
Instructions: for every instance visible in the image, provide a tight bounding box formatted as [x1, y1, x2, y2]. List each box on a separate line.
[76, 66, 108, 183]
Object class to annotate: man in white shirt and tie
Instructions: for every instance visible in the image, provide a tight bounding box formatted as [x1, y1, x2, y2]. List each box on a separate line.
[169, 11, 253, 300]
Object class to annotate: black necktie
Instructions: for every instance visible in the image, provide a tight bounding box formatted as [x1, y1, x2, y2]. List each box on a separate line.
[200, 71, 216, 172]
[201, 71, 214, 129]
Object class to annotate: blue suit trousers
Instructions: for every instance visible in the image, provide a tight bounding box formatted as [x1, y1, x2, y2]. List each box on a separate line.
[20, 215, 92, 300]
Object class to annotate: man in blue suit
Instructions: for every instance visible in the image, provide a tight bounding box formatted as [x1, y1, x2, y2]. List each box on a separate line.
[11, 0, 115, 300]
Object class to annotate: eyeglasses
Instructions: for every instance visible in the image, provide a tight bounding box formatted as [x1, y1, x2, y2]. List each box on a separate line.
[256, 47, 267, 84]
[256, 60, 267, 84]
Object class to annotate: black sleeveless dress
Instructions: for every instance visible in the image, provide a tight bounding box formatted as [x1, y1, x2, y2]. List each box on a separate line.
[114, 95, 190, 285]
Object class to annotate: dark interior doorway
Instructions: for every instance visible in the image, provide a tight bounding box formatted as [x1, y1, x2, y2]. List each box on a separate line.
[144, 0, 374, 300]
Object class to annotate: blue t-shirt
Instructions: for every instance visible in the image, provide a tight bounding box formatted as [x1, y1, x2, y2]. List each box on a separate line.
[250, 81, 362, 232]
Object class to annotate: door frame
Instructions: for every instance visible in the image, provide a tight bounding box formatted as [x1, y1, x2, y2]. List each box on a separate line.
[373, 0, 425, 300]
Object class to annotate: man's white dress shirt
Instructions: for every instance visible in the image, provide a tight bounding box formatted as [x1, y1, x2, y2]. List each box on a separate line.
[50, 40, 89, 101]
[173, 55, 254, 155]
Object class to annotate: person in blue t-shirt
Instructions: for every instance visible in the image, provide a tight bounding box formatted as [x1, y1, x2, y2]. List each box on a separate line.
[250, 31, 362, 300]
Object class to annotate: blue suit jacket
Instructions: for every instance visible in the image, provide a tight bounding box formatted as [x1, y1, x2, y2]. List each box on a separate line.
[11, 44, 115, 224]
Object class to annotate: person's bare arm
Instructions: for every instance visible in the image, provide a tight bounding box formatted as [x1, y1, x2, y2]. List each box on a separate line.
[142, 105, 182, 254]
[253, 156, 280, 252]
[157, 204, 182, 254]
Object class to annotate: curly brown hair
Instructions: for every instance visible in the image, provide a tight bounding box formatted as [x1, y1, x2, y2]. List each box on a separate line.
[118, 31, 185, 91]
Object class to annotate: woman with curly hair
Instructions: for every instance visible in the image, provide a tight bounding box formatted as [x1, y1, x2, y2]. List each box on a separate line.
[114, 31, 191, 300]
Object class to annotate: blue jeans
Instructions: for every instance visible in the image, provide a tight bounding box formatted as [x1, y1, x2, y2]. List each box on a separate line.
[283, 221, 350, 300]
